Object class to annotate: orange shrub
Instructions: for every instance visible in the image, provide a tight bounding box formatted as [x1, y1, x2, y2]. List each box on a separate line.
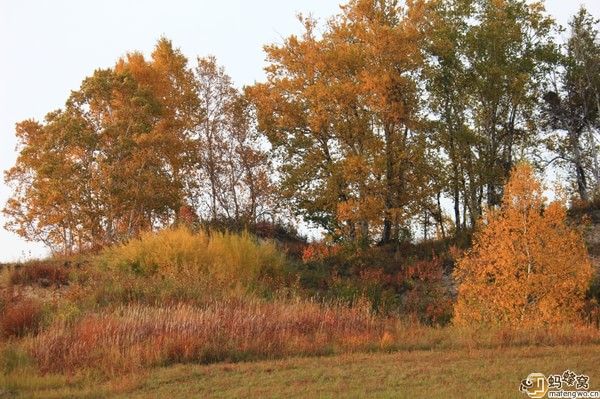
[454, 163, 594, 326]
[302, 243, 340, 263]
[401, 258, 453, 325]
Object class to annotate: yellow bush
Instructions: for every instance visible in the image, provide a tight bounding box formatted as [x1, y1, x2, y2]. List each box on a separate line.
[99, 228, 286, 290]
[453, 163, 593, 326]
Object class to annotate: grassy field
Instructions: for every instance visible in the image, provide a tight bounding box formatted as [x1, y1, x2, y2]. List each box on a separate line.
[3, 344, 599, 398]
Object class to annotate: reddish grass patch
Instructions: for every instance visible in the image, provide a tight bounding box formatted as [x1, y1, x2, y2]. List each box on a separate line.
[29, 298, 380, 374]
[1, 299, 43, 337]
[18, 297, 600, 376]
[10, 261, 70, 287]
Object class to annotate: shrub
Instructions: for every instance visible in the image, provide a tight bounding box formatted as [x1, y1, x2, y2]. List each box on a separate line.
[454, 163, 593, 326]
[99, 228, 288, 293]
[295, 243, 454, 323]
[400, 258, 454, 326]
[302, 243, 341, 263]
[1, 299, 44, 337]
[10, 261, 70, 287]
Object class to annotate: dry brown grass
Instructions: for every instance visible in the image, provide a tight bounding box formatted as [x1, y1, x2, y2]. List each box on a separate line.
[28, 298, 380, 374]
[1, 299, 44, 338]
[385, 320, 600, 351]
[23, 295, 600, 376]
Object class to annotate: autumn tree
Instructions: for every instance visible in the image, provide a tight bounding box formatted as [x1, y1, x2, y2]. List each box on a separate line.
[424, 0, 558, 234]
[424, 0, 478, 231]
[248, 0, 430, 244]
[542, 7, 600, 202]
[3, 41, 211, 253]
[468, 0, 557, 207]
[116, 38, 200, 212]
[227, 96, 276, 223]
[4, 112, 98, 252]
[192, 57, 274, 224]
[4, 63, 187, 253]
[453, 163, 593, 326]
[4, 38, 277, 254]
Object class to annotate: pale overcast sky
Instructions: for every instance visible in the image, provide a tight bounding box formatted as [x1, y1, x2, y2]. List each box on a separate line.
[1, 0, 599, 262]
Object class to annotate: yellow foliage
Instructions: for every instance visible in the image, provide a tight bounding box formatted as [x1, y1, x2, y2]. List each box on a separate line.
[100, 228, 286, 289]
[453, 163, 593, 326]
[337, 197, 384, 224]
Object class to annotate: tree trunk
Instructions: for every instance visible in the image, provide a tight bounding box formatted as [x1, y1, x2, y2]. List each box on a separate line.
[381, 123, 395, 244]
[569, 127, 589, 202]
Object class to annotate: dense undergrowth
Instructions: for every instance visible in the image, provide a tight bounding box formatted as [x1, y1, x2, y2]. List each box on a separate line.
[0, 226, 599, 379]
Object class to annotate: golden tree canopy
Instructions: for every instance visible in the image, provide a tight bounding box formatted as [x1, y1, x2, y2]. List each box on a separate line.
[453, 163, 593, 326]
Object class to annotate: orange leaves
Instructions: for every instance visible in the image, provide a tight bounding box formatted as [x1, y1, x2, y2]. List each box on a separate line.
[301, 243, 341, 263]
[337, 197, 384, 225]
[453, 163, 594, 326]
[4, 38, 277, 254]
[501, 162, 544, 211]
[341, 155, 368, 179]
[246, 0, 427, 242]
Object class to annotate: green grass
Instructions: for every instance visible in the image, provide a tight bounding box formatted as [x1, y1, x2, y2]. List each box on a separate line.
[3, 344, 599, 398]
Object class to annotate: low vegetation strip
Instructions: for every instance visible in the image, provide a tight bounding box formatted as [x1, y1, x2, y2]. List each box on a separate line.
[7, 298, 600, 376]
[123, 345, 600, 399]
[3, 345, 599, 398]
[27, 299, 378, 374]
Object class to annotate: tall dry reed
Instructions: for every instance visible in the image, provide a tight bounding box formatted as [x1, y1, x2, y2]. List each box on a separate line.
[29, 297, 379, 374]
